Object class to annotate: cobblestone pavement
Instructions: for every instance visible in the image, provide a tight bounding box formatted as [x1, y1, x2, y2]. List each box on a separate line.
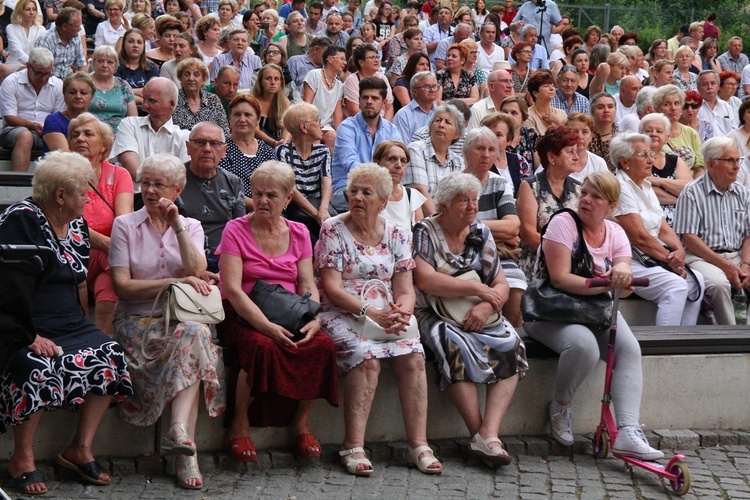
[3, 430, 750, 499]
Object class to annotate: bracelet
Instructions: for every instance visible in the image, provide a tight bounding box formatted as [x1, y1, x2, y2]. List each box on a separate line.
[742, 262, 750, 267]
[359, 303, 371, 317]
[174, 226, 188, 235]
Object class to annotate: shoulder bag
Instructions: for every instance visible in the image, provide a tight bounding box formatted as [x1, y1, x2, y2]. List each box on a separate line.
[356, 279, 419, 341]
[632, 245, 702, 302]
[428, 270, 505, 330]
[246, 279, 322, 341]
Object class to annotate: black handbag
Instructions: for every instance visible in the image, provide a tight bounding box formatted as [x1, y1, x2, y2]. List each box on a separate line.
[244, 279, 322, 341]
[631, 245, 702, 302]
[521, 209, 613, 329]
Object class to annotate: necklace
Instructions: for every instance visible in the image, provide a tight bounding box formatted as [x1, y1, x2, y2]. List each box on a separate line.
[322, 69, 336, 89]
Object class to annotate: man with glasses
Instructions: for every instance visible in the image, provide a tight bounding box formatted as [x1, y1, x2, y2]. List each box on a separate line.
[34, 7, 86, 79]
[698, 70, 738, 137]
[176, 122, 244, 275]
[393, 71, 438, 142]
[468, 69, 514, 130]
[0, 48, 63, 172]
[317, 11, 349, 48]
[550, 64, 589, 115]
[674, 137, 750, 325]
[477, 23, 505, 73]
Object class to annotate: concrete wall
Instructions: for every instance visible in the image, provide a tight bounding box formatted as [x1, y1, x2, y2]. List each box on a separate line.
[3, 352, 748, 461]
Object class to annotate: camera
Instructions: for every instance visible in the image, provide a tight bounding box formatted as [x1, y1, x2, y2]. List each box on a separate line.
[259, 22, 270, 29]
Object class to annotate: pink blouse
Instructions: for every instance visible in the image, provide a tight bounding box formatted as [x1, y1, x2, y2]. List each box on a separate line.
[84, 161, 134, 236]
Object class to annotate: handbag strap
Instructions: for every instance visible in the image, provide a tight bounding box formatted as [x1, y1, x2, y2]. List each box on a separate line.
[360, 279, 392, 306]
[141, 282, 173, 361]
[88, 181, 116, 214]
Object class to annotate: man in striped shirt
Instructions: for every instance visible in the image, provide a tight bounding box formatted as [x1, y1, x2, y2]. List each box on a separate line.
[673, 137, 750, 325]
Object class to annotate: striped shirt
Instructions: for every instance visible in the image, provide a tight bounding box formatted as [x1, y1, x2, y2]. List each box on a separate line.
[475, 172, 515, 222]
[276, 143, 331, 199]
[403, 138, 465, 197]
[209, 50, 262, 90]
[673, 172, 750, 251]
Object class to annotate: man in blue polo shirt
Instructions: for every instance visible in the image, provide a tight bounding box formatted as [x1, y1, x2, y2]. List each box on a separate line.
[393, 71, 437, 142]
[331, 77, 403, 213]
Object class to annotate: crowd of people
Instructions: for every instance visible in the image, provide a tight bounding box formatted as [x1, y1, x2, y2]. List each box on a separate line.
[0, 0, 749, 494]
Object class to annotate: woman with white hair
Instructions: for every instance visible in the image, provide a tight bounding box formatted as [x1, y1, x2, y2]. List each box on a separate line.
[653, 84, 705, 177]
[611, 132, 704, 326]
[0, 151, 132, 495]
[89, 45, 137, 134]
[110, 154, 225, 490]
[413, 172, 528, 468]
[672, 46, 698, 91]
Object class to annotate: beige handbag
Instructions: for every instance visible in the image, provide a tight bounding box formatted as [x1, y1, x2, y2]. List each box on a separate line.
[428, 271, 504, 330]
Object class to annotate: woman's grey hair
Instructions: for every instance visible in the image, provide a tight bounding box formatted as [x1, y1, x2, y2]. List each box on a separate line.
[462, 126, 498, 159]
[410, 70, 434, 90]
[609, 132, 652, 170]
[428, 104, 465, 140]
[635, 86, 657, 115]
[347, 163, 393, 200]
[638, 112, 671, 136]
[702, 137, 737, 162]
[652, 84, 685, 110]
[251, 160, 295, 194]
[434, 172, 481, 209]
[33, 151, 95, 204]
[520, 24, 537, 39]
[93, 45, 119, 70]
[589, 43, 611, 68]
[136, 154, 187, 189]
[617, 45, 636, 60]
[28, 47, 54, 68]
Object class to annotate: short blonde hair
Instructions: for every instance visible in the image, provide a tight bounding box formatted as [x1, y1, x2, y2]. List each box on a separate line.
[105, 0, 124, 10]
[68, 112, 115, 159]
[176, 57, 209, 82]
[583, 171, 620, 205]
[92, 45, 119, 70]
[347, 163, 393, 200]
[33, 151, 95, 204]
[251, 160, 295, 194]
[606, 52, 629, 68]
[137, 154, 186, 189]
[282, 101, 317, 136]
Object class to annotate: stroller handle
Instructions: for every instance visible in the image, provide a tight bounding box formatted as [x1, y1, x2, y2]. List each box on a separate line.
[585, 277, 650, 288]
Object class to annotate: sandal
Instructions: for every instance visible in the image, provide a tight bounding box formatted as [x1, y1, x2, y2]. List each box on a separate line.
[339, 447, 374, 477]
[10, 469, 48, 495]
[176, 455, 203, 490]
[161, 423, 196, 456]
[228, 436, 258, 462]
[469, 433, 512, 468]
[55, 454, 111, 486]
[406, 445, 442, 474]
[296, 433, 322, 459]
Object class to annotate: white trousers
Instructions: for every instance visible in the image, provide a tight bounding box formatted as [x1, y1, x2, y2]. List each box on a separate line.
[630, 260, 705, 326]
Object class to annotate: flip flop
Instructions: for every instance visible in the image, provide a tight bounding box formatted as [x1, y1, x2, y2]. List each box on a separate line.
[55, 454, 111, 486]
[228, 436, 258, 462]
[10, 469, 48, 495]
[295, 433, 322, 459]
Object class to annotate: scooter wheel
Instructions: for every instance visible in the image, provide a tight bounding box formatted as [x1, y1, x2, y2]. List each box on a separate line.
[668, 461, 691, 496]
[593, 429, 610, 459]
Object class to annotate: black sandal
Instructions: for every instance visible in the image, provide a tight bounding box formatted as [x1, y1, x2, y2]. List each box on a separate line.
[10, 469, 48, 495]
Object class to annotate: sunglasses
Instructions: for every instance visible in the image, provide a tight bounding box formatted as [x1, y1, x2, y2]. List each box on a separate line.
[683, 102, 700, 110]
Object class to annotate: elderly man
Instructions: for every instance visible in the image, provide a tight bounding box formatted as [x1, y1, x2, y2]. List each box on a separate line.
[614, 75, 641, 123]
[288, 37, 331, 89]
[111, 77, 190, 182]
[718, 37, 749, 76]
[317, 11, 349, 47]
[0, 48, 63, 171]
[305, 1, 326, 34]
[331, 77, 402, 213]
[619, 86, 657, 132]
[673, 137, 750, 325]
[477, 22, 505, 73]
[698, 71, 738, 137]
[209, 29, 261, 89]
[393, 71, 437, 141]
[281, 11, 314, 57]
[205, 66, 240, 118]
[512, 0, 562, 54]
[34, 7, 86, 79]
[468, 69, 514, 129]
[550, 64, 590, 115]
[423, 6, 453, 67]
[176, 122, 244, 274]
[507, 25, 550, 69]
[434, 23, 472, 71]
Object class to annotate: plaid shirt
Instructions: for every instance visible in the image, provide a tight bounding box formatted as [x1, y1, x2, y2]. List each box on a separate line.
[34, 27, 86, 79]
[551, 89, 590, 115]
[201, 0, 219, 13]
[403, 138, 465, 196]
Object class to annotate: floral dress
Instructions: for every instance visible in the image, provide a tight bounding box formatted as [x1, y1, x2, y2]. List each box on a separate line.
[315, 215, 424, 374]
[508, 126, 538, 176]
[436, 68, 476, 100]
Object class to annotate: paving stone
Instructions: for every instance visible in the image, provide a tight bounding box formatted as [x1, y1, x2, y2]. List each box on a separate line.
[522, 436, 550, 457]
[653, 429, 701, 450]
[695, 430, 721, 448]
[135, 455, 165, 476]
[501, 436, 526, 457]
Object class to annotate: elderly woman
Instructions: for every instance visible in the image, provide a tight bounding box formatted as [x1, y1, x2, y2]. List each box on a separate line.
[218, 94, 276, 211]
[509, 41, 535, 96]
[94, 0, 126, 48]
[276, 102, 332, 245]
[480, 113, 526, 195]
[588, 92, 618, 170]
[403, 104, 465, 217]
[5, 0, 45, 71]
[462, 127, 526, 327]
[42, 72, 95, 153]
[500, 96, 540, 172]
[215, 0, 239, 29]
[251, 64, 291, 148]
[0, 151, 132, 495]
[672, 46, 698, 91]
[114, 28, 159, 107]
[146, 16, 182, 69]
[583, 25, 602, 53]
[649, 59, 675, 88]
[729, 99, 750, 159]
[344, 43, 394, 119]
[173, 58, 230, 138]
[195, 16, 221, 68]
[413, 172, 528, 467]
[387, 27, 423, 85]
[639, 113, 692, 228]
[517, 126, 582, 278]
[437, 44, 479, 106]
[565, 112, 609, 182]
[303, 45, 346, 149]
[68, 113, 134, 334]
[523, 171, 664, 460]
[110, 154, 225, 490]
[654, 84, 705, 177]
[610, 132, 704, 325]
[89, 45, 137, 134]
[374, 140, 426, 231]
[679, 90, 714, 144]
[525, 70, 567, 135]
[317, 164, 442, 476]
[217, 161, 338, 463]
[261, 9, 285, 43]
[159, 33, 201, 87]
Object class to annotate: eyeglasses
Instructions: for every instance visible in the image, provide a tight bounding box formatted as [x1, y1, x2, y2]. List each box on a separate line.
[714, 157, 744, 165]
[634, 151, 656, 159]
[29, 66, 52, 78]
[138, 181, 175, 190]
[415, 84, 440, 91]
[303, 118, 321, 125]
[518, 50, 533, 54]
[723, 81, 739, 87]
[190, 139, 226, 149]
[683, 102, 700, 110]
[266, 50, 281, 56]
[364, 55, 381, 61]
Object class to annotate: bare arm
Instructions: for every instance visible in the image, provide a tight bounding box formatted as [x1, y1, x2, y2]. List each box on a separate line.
[345, 98, 360, 116]
[42, 132, 71, 153]
[481, 214, 521, 247]
[516, 181, 541, 250]
[118, 151, 141, 181]
[544, 238, 633, 295]
[589, 62, 610, 97]
[393, 85, 411, 107]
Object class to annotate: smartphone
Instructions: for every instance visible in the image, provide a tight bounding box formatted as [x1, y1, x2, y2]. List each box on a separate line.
[259, 22, 269, 29]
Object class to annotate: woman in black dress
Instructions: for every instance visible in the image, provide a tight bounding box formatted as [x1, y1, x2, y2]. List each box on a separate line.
[0, 151, 132, 496]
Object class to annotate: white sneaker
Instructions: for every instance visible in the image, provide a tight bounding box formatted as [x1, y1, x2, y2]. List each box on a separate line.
[613, 426, 664, 461]
[549, 401, 574, 446]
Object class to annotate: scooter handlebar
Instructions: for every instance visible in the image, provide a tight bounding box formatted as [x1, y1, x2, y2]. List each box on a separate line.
[585, 277, 650, 288]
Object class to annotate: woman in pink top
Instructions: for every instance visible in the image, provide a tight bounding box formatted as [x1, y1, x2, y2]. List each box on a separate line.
[71, 113, 134, 335]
